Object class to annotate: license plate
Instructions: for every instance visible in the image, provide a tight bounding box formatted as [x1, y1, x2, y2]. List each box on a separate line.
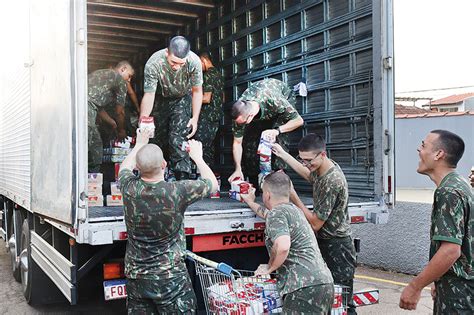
[103, 279, 127, 301]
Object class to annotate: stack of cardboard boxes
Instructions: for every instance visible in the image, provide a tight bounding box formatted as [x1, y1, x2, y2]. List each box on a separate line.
[88, 173, 104, 207]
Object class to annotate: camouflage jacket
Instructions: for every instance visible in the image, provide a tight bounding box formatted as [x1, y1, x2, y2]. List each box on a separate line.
[201, 67, 224, 122]
[143, 48, 203, 98]
[232, 78, 299, 138]
[309, 161, 352, 239]
[88, 69, 127, 111]
[265, 203, 333, 295]
[119, 169, 212, 280]
[430, 171, 473, 281]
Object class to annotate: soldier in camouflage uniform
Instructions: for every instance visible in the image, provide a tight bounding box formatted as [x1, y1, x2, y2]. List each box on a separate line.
[88, 61, 134, 172]
[400, 130, 473, 314]
[272, 134, 358, 314]
[241, 171, 334, 314]
[140, 36, 203, 180]
[193, 52, 224, 166]
[119, 129, 218, 314]
[228, 79, 304, 185]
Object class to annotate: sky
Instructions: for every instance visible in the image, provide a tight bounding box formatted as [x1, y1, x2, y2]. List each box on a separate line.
[394, 0, 474, 98]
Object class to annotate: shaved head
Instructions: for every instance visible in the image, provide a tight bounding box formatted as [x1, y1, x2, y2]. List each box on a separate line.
[136, 144, 164, 176]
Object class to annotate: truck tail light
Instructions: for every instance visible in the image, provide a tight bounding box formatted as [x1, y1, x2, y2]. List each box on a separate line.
[103, 262, 124, 280]
[185, 227, 195, 235]
[118, 231, 128, 240]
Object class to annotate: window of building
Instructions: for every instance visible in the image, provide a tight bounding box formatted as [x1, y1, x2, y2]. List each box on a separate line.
[439, 107, 458, 112]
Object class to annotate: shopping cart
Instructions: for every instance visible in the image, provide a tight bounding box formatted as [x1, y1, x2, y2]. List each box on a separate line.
[186, 251, 350, 315]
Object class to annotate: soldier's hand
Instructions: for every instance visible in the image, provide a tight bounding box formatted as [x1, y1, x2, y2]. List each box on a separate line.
[228, 170, 244, 183]
[254, 264, 270, 276]
[186, 117, 198, 139]
[469, 168, 474, 188]
[399, 282, 421, 310]
[261, 129, 279, 142]
[187, 140, 203, 161]
[430, 284, 436, 301]
[271, 143, 286, 157]
[136, 128, 151, 145]
[117, 129, 127, 141]
[240, 187, 256, 204]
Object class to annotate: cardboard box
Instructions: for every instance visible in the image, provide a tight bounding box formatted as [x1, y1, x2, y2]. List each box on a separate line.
[88, 173, 103, 185]
[88, 184, 102, 196]
[106, 194, 123, 206]
[110, 182, 121, 195]
[88, 195, 104, 207]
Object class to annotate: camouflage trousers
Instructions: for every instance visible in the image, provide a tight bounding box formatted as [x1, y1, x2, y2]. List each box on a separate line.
[126, 275, 197, 315]
[242, 119, 291, 178]
[282, 283, 334, 315]
[151, 95, 192, 174]
[434, 275, 474, 314]
[194, 118, 219, 166]
[317, 236, 357, 315]
[88, 106, 102, 173]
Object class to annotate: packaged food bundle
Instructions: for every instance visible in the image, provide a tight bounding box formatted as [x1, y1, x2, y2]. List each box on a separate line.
[88, 173, 103, 198]
[88, 173, 103, 185]
[206, 278, 282, 315]
[88, 195, 104, 207]
[229, 180, 252, 202]
[103, 147, 132, 155]
[110, 182, 121, 195]
[106, 194, 123, 207]
[102, 155, 127, 163]
[87, 184, 102, 196]
[138, 116, 155, 138]
[257, 136, 273, 157]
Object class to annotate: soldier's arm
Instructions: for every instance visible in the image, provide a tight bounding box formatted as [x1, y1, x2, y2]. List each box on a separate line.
[289, 182, 325, 231]
[228, 136, 244, 182]
[120, 129, 151, 172]
[97, 109, 117, 129]
[267, 235, 291, 273]
[140, 92, 156, 118]
[115, 105, 126, 139]
[277, 115, 304, 133]
[272, 143, 310, 181]
[400, 242, 461, 310]
[188, 140, 218, 192]
[186, 85, 203, 138]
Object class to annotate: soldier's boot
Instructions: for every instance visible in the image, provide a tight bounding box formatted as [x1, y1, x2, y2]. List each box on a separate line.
[175, 171, 190, 180]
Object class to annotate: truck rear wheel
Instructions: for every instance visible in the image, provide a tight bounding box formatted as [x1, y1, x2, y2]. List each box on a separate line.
[8, 210, 23, 282]
[20, 218, 65, 305]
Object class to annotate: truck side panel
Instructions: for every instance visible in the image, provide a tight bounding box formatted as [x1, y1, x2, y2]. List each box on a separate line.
[0, 0, 31, 210]
[30, 0, 78, 224]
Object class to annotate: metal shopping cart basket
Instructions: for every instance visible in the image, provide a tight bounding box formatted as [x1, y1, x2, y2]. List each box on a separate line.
[186, 251, 350, 315]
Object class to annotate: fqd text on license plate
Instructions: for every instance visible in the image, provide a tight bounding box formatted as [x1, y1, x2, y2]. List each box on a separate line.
[104, 279, 127, 300]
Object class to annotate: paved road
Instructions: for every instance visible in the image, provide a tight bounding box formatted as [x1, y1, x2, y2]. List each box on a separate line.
[0, 247, 433, 314]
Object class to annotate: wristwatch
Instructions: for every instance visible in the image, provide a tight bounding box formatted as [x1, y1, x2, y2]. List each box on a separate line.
[274, 126, 281, 135]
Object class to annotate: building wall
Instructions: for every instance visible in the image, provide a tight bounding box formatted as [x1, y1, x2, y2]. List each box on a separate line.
[352, 201, 430, 274]
[464, 97, 474, 110]
[395, 115, 474, 189]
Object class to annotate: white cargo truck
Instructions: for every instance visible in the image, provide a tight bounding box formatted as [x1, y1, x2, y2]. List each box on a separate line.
[0, 0, 393, 306]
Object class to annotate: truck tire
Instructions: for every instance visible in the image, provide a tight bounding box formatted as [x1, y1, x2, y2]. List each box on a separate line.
[20, 218, 65, 305]
[8, 210, 23, 282]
